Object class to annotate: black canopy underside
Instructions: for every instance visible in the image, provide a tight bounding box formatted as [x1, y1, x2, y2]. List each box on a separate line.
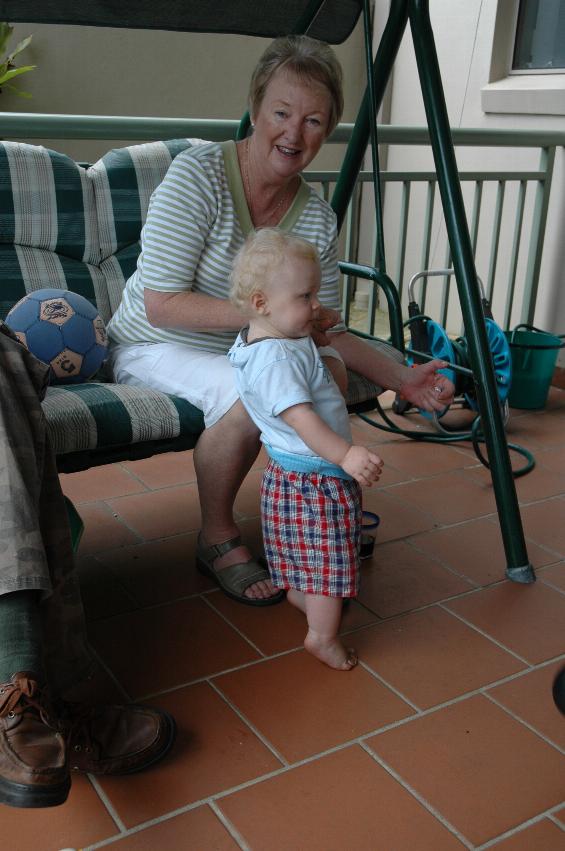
[0, 0, 363, 43]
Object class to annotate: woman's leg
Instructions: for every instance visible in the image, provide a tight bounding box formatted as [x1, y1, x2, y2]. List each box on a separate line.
[194, 400, 278, 600]
[111, 343, 280, 600]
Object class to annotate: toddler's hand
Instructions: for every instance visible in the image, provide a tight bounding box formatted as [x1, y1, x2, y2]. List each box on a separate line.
[341, 445, 383, 486]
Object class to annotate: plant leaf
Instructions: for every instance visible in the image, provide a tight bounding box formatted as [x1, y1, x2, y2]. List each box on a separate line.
[3, 82, 32, 98]
[7, 34, 33, 63]
[0, 64, 36, 86]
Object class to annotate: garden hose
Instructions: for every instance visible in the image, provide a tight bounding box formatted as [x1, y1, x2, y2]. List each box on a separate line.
[353, 318, 536, 477]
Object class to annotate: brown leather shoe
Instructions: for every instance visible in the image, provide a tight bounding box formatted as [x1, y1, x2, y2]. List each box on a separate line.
[62, 703, 176, 775]
[0, 673, 70, 808]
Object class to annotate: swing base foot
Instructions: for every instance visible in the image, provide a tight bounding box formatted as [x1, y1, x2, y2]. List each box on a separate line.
[505, 563, 536, 584]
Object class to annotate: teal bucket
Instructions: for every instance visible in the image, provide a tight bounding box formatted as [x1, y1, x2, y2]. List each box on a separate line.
[506, 325, 564, 410]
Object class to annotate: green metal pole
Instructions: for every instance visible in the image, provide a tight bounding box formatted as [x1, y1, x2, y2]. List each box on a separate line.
[408, 0, 534, 583]
[331, 0, 409, 230]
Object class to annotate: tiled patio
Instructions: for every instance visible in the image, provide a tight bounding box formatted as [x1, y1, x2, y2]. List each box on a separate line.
[5, 390, 565, 850]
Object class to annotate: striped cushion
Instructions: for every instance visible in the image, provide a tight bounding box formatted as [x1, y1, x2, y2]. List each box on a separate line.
[42, 381, 204, 456]
[0, 245, 113, 324]
[88, 139, 204, 260]
[0, 142, 97, 262]
[0, 142, 107, 320]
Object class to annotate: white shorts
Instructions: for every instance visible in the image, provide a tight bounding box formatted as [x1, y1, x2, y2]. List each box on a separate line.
[109, 342, 345, 429]
[109, 342, 239, 428]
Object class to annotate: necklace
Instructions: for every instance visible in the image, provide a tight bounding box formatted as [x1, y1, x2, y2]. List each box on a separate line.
[242, 137, 294, 227]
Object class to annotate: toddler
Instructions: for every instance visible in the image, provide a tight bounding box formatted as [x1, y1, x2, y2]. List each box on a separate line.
[228, 229, 382, 670]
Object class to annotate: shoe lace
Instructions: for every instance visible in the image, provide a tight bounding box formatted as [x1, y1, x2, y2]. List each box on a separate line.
[0, 674, 56, 727]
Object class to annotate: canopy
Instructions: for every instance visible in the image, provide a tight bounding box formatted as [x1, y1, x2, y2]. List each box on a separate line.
[0, 0, 363, 43]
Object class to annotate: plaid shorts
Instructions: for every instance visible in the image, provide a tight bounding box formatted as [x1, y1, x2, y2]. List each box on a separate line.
[261, 459, 362, 597]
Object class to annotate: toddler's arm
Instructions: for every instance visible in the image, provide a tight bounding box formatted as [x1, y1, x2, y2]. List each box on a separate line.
[281, 403, 382, 486]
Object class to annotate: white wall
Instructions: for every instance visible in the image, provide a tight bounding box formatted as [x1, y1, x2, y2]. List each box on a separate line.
[3, 20, 366, 169]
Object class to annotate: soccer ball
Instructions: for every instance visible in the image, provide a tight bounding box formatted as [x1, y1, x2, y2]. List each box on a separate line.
[6, 288, 108, 384]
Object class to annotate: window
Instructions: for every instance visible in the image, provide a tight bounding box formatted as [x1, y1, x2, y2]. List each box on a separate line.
[481, 0, 565, 115]
[512, 0, 565, 72]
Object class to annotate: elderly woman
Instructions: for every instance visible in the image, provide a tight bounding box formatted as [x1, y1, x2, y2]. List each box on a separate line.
[107, 35, 453, 606]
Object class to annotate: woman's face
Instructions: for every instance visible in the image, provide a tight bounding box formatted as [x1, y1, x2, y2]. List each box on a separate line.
[251, 69, 333, 183]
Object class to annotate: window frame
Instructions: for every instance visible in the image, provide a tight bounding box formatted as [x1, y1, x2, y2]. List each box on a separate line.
[481, 0, 565, 115]
[510, 0, 565, 75]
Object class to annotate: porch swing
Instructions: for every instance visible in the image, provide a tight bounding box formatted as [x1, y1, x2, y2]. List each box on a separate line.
[1, 0, 535, 584]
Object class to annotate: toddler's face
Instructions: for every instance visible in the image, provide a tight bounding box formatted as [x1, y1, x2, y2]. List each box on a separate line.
[262, 253, 321, 338]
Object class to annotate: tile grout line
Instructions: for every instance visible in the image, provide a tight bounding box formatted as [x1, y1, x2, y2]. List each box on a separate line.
[437, 602, 534, 664]
[200, 595, 268, 658]
[208, 799, 251, 850]
[343, 584, 510, 636]
[136, 644, 306, 702]
[208, 679, 289, 767]
[484, 691, 565, 755]
[359, 741, 474, 850]
[86, 774, 127, 833]
[78, 722, 565, 851]
[357, 660, 422, 712]
[475, 806, 565, 849]
[82, 800, 212, 850]
[538, 576, 565, 597]
[548, 812, 565, 830]
[404, 536, 481, 588]
[82, 740, 372, 851]
[351, 657, 565, 739]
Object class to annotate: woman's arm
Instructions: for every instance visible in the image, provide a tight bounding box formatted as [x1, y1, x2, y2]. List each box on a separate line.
[138, 145, 246, 333]
[329, 330, 453, 412]
[144, 288, 244, 332]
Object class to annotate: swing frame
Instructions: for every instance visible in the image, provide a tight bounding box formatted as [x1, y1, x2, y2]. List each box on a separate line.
[1, 0, 535, 583]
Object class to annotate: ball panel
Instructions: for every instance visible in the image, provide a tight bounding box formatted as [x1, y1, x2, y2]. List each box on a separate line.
[25, 321, 64, 362]
[6, 295, 40, 331]
[39, 297, 76, 326]
[94, 317, 108, 347]
[58, 313, 96, 351]
[81, 343, 108, 379]
[51, 348, 84, 381]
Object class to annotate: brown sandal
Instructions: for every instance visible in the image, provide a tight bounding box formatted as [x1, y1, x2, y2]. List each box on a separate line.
[196, 534, 285, 607]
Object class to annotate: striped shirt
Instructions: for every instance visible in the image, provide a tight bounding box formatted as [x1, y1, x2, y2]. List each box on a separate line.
[107, 140, 341, 354]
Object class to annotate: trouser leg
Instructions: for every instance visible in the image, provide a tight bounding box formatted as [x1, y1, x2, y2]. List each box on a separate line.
[0, 322, 93, 696]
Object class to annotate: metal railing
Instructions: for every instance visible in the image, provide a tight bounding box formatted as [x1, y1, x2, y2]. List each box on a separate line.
[3, 113, 563, 340]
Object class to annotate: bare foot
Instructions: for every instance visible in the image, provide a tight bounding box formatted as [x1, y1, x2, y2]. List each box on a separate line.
[205, 539, 278, 600]
[304, 631, 358, 671]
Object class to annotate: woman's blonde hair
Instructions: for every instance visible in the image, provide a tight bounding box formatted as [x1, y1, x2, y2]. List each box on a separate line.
[248, 35, 344, 136]
[230, 228, 320, 313]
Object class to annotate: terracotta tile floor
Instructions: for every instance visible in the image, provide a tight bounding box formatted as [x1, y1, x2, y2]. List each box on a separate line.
[8, 391, 565, 850]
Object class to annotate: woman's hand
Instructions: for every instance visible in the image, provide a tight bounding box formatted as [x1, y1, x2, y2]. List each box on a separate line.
[311, 306, 342, 347]
[398, 359, 455, 412]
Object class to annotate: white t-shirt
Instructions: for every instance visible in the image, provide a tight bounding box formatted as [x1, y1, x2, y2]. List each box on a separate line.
[228, 331, 352, 475]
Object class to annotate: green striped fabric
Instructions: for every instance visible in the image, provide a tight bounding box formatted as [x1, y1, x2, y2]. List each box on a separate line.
[43, 381, 204, 456]
[0, 141, 104, 319]
[89, 139, 196, 259]
[88, 139, 198, 313]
